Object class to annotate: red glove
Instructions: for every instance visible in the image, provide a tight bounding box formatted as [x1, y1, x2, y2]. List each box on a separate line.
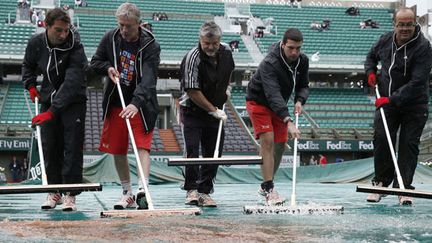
[29, 87, 40, 103]
[375, 97, 390, 109]
[32, 110, 54, 126]
[368, 73, 376, 87]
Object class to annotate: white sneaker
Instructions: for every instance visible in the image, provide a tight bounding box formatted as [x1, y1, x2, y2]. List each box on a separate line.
[41, 193, 63, 210]
[62, 194, 77, 211]
[114, 192, 137, 210]
[266, 188, 285, 206]
[366, 193, 383, 202]
[258, 188, 285, 206]
[185, 190, 199, 205]
[136, 189, 149, 210]
[366, 181, 386, 203]
[399, 196, 413, 206]
[258, 188, 266, 197]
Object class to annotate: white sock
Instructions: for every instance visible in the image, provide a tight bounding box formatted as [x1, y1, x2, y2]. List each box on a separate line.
[138, 178, 149, 190]
[120, 180, 132, 195]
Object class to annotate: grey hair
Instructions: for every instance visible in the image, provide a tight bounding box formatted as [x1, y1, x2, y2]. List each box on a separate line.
[116, 2, 140, 23]
[199, 21, 222, 39]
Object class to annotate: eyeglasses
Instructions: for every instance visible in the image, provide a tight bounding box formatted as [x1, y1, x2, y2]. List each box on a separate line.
[395, 22, 416, 28]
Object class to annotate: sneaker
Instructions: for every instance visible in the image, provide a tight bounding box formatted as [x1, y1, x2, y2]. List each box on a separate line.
[399, 196, 413, 206]
[114, 193, 137, 210]
[366, 181, 387, 203]
[266, 189, 285, 206]
[258, 188, 266, 197]
[62, 194, 77, 211]
[258, 188, 285, 206]
[198, 193, 217, 207]
[41, 193, 63, 210]
[185, 189, 199, 205]
[136, 189, 149, 210]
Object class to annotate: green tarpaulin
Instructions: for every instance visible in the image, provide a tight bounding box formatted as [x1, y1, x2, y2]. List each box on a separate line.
[82, 154, 432, 185]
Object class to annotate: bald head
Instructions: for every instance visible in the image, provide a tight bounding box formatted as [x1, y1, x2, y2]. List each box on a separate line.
[394, 7, 417, 46]
[394, 7, 416, 23]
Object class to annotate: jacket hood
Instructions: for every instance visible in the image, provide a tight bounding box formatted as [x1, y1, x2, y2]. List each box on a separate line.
[112, 27, 156, 52]
[267, 41, 281, 60]
[389, 24, 427, 80]
[392, 24, 422, 47]
[268, 41, 302, 67]
[111, 27, 156, 78]
[267, 41, 302, 81]
[43, 25, 81, 51]
[92, 26, 160, 132]
[364, 23, 432, 106]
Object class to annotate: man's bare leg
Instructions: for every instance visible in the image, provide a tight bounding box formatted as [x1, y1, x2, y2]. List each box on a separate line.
[259, 132, 275, 182]
[273, 142, 286, 177]
[138, 149, 150, 184]
[114, 154, 130, 186]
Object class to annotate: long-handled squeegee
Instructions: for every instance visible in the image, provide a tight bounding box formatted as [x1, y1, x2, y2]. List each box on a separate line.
[0, 97, 102, 194]
[356, 86, 432, 199]
[244, 113, 344, 214]
[100, 80, 201, 218]
[168, 104, 262, 166]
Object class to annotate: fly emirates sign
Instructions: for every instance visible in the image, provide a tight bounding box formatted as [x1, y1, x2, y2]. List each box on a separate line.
[0, 138, 30, 151]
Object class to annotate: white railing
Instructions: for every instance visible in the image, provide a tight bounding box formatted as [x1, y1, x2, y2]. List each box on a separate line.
[30, 0, 60, 9]
[183, 0, 394, 8]
[170, 94, 181, 125]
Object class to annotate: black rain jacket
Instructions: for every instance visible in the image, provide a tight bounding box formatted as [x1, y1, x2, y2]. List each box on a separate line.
[90, 28, 161, 133]
[246, 41, 309, 120]
[22, 26, 88, 114]
[365, 25, 432, 106]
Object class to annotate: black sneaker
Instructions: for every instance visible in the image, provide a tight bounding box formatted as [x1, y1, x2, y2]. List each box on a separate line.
[136, 189, 149, 210]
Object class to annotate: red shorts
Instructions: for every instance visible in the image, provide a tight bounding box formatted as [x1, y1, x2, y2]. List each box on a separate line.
[99, 107, 153, 155]
[246, 101, 288, 143]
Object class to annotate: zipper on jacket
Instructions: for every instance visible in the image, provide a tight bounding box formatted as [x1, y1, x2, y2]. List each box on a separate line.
[46, 49, 53, 86]
[279, 41, 300, 101]
[388, 48, 396, 96]
[43, 29, 76, 103]
[388, 28, 420, 95]
[133, 34, 155, 132]
[102, 35, 120, 122]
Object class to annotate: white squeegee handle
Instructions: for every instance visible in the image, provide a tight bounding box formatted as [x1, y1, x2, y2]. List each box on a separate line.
[34, 97, 48, 186]
[290, 112, 299, 206]
[116, 78, 154, 210]
[375, 86, 405, 190]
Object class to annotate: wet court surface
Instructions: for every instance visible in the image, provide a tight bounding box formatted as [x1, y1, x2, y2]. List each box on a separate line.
[0, 183, 431, 242]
